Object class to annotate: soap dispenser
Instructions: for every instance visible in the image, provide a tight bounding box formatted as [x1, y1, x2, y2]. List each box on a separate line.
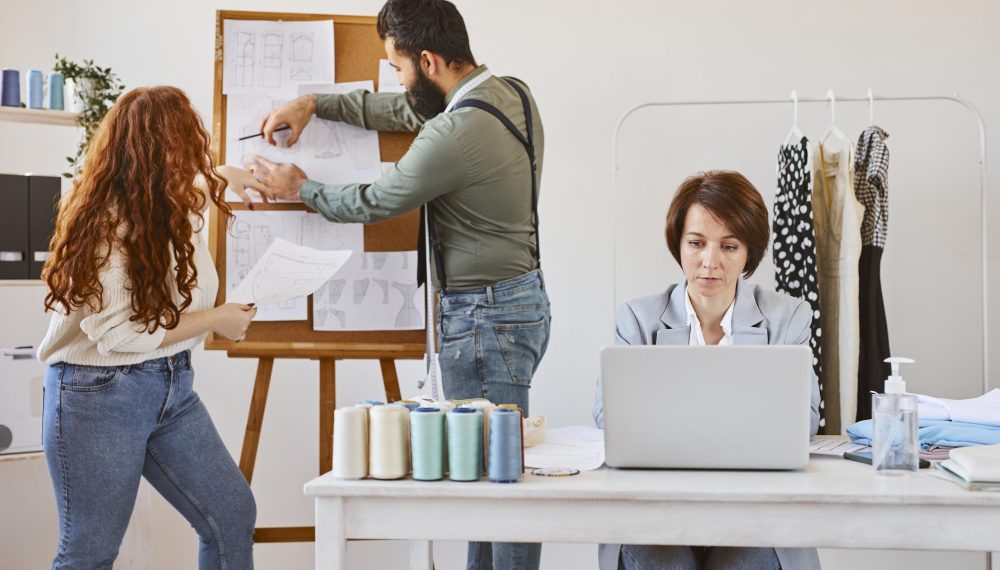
[872, 357, 919, 475]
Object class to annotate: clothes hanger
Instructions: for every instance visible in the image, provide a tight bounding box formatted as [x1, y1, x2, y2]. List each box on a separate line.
[782, 90, 805, 146]
[819, 89, 850, 148]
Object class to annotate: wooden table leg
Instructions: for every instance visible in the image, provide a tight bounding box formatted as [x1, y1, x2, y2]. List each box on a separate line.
[320, 358, 336, 475]
[379, 358, 402, 403]
[239, 357, 274, 485]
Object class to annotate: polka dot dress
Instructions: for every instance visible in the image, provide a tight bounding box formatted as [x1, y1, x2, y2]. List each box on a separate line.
[773, 136, 825, 430]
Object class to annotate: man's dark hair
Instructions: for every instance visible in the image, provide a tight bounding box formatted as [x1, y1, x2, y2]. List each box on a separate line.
[377, 0, 476, 69]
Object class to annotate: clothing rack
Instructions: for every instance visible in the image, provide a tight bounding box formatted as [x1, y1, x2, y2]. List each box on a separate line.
[611, 94, 990, 395]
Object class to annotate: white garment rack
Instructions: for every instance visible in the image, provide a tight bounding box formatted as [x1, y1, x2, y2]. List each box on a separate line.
[611, 95, 990, 395]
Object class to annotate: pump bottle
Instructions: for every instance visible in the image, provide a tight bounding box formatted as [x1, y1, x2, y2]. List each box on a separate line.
[872, 357, 919, 474]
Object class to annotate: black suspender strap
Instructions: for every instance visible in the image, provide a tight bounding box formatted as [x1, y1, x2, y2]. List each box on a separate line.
[421, 77, 540, 290]
[453, 78, 541, 265]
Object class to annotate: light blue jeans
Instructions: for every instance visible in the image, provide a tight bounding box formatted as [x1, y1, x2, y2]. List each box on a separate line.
[42, 350, 256, 569]
[438, 270, 551, 570]
[620, 545, 781, 570]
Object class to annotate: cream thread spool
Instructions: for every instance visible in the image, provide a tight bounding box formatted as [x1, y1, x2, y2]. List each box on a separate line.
[369, 405, 409, 479]
[332, 407, 368, 479]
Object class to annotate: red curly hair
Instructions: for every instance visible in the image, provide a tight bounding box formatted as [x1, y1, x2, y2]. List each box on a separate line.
[43, 86, 231, 331]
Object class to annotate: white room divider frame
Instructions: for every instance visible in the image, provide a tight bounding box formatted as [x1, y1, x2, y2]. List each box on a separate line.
[612, 94, 990, 395]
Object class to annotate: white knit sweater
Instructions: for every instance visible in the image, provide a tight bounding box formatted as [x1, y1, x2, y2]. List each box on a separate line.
[37, 226, 218, 366]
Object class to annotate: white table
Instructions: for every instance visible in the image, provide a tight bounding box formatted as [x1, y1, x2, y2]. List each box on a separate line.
[304, 457, 1000, 570]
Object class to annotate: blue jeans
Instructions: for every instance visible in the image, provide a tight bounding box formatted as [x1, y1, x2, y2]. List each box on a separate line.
[437, 270, 551, 570]
[619, 545, 780, 570]
[42, 351, 256, 569]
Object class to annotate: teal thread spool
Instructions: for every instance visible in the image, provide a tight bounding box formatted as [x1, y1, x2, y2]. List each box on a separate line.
[488, 408, 523, 483]
[447, 408, 483, 481]
[410, 407, 445, 481]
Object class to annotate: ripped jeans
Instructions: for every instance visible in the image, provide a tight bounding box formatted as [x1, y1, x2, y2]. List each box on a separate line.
[437, 269, 551, 570]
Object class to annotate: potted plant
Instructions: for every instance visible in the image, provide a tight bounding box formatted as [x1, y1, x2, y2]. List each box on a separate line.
[53, 54, 125, 177]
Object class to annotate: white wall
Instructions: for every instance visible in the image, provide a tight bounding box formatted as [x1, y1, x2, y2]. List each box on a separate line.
[1, 1, 998, 568]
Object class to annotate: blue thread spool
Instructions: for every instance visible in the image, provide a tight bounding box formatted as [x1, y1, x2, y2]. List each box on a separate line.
[47, 72, 64, 110]
[410, 407, 445, 481]
[447, 408, 483, 481]
[488, 408, 523, 483]
[26, 69, 43, 109]
[1, 69, 20, 107]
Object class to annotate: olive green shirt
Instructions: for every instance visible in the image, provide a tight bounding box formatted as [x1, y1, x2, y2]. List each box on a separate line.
[299, 65, 544, 291]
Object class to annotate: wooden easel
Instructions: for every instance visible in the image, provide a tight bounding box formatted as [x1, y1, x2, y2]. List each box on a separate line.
[224, 343, 423, 543]
[208, 11, 426, 543]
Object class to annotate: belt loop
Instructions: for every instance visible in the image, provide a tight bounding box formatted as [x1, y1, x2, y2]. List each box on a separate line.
[167, 355, 175, 371]
[486, 284, 494, 305]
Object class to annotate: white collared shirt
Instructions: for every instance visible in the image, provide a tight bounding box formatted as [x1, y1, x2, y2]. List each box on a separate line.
[684, 288, 735, 346]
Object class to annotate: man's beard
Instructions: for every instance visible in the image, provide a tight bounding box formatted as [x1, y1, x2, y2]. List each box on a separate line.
[406, 65, 446, 119]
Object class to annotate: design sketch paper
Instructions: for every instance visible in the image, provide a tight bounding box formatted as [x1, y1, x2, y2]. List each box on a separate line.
[223, 19, 334, 97]
[229, 238, 352, 313]
[313, 250, 425, 331]
[223, 81, 383, 202]
[378, 59, 406, 93]
[226, 210, 363, 321]
[524, 426, 606, 471]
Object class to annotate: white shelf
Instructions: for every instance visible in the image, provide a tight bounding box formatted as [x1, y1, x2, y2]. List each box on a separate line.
[0, 106, 78, 127]
[0, 451, 44, 464]
[0, 280, 45, 287]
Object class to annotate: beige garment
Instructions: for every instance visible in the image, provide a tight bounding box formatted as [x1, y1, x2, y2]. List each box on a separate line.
[37, 222, 218, 366]
[812, 141, 865, 434]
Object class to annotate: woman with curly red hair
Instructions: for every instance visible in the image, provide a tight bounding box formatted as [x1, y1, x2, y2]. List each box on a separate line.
[37, 86, 263, 569]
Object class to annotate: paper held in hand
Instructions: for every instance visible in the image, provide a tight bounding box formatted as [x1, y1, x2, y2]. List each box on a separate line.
[228, 238, 354, 308]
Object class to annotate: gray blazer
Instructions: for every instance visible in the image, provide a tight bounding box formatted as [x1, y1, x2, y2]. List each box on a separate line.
[594, 279, 822, 570]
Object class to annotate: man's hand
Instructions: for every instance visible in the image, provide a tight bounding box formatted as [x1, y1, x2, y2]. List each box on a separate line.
[259, 94, 317, 146]
[247, 156, 308, 202]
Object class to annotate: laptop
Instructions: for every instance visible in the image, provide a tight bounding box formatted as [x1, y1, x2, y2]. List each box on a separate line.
[600, 345, 812, 470]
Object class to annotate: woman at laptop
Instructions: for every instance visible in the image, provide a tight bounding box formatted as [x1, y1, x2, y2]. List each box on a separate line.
[593, 171, 821, 570]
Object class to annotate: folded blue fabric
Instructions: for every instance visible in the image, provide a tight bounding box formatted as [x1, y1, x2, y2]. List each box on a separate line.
[847, 419, 1000, 449]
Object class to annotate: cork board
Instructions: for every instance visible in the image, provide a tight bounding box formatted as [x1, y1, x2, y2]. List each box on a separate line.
[206, 10, 424, 356]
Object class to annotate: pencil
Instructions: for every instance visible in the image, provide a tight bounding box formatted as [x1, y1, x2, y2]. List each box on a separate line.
[238, 125, 292, 141]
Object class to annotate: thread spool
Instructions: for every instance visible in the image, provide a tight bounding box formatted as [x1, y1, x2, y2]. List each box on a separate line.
[499, 404, 526, 473]
[1, 69, 20, 107]
[410, 407, 445, 481]
[481, 402, 497, 470]
[369, 405, 409, 479]
[26, 69, 43, 109]
[332, 407, 368, 479]
[396, 400, 420, 411]
[47, 72, 64, 110]
[447, 408, 483, 481]
[488, 408, 523, 483]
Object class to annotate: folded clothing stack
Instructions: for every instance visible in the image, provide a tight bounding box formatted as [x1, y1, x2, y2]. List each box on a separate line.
[847, 389, 1000, 457]
[918, 389, 1000, 426]
[939, 444, 1000, 483]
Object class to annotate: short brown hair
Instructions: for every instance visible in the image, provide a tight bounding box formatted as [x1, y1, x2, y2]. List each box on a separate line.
[664, 171, 770, 277]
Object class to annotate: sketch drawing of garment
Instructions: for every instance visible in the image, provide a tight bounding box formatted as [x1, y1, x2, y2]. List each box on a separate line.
[353, 279, 371, 303]
[393, 282, 421, 328]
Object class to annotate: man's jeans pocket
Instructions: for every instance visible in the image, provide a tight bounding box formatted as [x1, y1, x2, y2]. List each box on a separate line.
[494, 315, 548, 386]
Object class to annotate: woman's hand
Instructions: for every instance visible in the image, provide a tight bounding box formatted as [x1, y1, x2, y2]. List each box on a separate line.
[217, 165, 269, 209]
[212, 303, 257, 342]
